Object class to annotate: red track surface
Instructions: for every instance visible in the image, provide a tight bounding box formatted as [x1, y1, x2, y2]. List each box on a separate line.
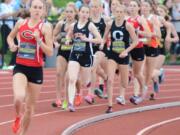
[74, 107, 180, 135]
[0, 66, 180, 135]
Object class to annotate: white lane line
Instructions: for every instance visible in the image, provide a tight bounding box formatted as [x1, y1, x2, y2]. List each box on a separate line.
[1, 82, 180, 91]
[61, 101, 180, 135]
[0, 95, 180, 126]
[0, 102, 113, 126]
[136, 117, 180, 135]
[0, 71, 180, 80]
[165, 68, 180, 72]
[1, 78, 180, 85]
[0, 91, 56, 98]
[0, 87, 180, 98]
[0, 90, 180, 109]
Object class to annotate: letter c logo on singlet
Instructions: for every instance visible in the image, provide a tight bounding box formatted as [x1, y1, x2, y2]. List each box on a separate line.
[21, 30, 34, 40]
[112, 31, 124, 41]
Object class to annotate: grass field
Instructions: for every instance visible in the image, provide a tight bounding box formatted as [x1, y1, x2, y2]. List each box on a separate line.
[53, 0, 75, 7]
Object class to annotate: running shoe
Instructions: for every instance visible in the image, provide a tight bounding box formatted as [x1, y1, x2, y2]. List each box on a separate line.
[116, 96, 126, 105]
[68, 103, 75, 112]
[105, 106, 113, 113]
[159, 68, 165, 84]
[62, 100, 68, 110]
[12, 116, 21, 133]
[51, 99, 62, 108]
[84, 94, 95, 104]
[94, 88, 103, 98]
[130, 96, 143, 105]
[129, 96, 136, 104]
[153, 81, 159, 93]
[134, 96, 143, 105]
[75, 94, 82, 106]
[99, 84, 104, 92]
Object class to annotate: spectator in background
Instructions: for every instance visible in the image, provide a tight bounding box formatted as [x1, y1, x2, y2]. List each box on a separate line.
[166, 0, 180, 64]
[9, 0, 31, 67]
[102, 0, 111, 16]
[75, 0, 91, 9]
[11, 0, 21, 11]
[16, 0, 31, 19]
[20, 0, 30, 9]
[0, 0, 19, 29]
[0, 51, 2, 67]
[0, 0, 17, 54]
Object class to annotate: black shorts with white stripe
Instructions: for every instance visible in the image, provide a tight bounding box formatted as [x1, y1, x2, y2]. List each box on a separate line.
[69, 52, 93, 67]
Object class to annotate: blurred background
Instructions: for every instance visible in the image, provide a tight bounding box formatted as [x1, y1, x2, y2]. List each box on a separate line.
[0, 0, 180, 69]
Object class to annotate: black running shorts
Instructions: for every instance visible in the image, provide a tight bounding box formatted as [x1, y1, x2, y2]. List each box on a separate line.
[130, 47, 145, 61]
[69, 52, 93, 67]
[144, 45, 159, 57]
[57, 49, 71, 62]
[107, 51, 129, 65]
[13, 64, 43, 84]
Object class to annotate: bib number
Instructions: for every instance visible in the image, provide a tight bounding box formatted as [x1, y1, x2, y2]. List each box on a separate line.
[17, 43, 36, 60]
[73, 39, 86, 52]
[60, 38, 72, 51]
[112, 40, 125, 53]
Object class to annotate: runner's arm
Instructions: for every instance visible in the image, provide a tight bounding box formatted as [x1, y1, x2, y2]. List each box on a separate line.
[39, 22, 53, 56]
[125, 22, 138, 53]
[7, 19, 24, 52]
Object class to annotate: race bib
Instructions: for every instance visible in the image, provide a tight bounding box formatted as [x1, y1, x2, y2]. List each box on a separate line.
[61, 45, 73, 51]
[73, 39, 86, 52]
[112, 40, 125, 53]
[17, 43, 36, 60]
[60, 38, 72, 51]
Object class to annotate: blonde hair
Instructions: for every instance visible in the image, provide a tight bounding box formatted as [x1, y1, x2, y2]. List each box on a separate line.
[158, 5, 169, 14]
[66, 2, 78, 14]
[130, 0, 141, 7]
[158, 5, 171, 20]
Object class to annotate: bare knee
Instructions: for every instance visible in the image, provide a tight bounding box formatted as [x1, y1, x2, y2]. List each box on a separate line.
[69, 77, 77, 85]
[56, 72, 64, 78]
[134, 72, 142, 80]
[14, 94, 25, 104]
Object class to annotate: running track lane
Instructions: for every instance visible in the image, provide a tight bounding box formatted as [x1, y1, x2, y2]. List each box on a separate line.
[0, 66, 180, 135]
[73, 106, 180, 135]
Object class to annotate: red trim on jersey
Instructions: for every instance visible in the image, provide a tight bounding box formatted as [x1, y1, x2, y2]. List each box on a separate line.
[127, 16, 144, 48]
[16, 19, 45, 67]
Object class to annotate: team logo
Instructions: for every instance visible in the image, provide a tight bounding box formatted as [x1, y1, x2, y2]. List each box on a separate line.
[21, 30, 34, 40]
[113, 30, 124, 41]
